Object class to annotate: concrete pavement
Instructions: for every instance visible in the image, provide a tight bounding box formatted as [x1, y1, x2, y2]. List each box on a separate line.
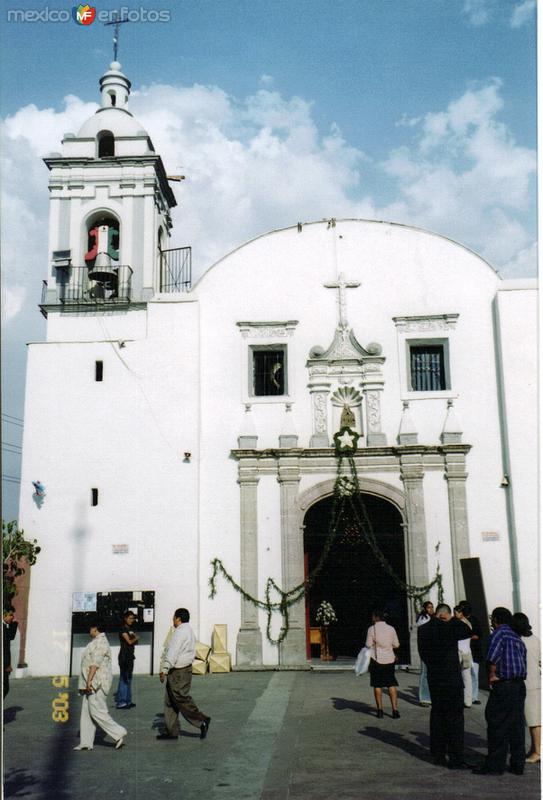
[3, 670, 540, 799]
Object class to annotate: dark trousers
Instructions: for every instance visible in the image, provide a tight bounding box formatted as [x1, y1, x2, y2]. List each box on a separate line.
[428, 684, 464, 764]
[485, 679, 526, 772]
[164, 666, 207, 736]
[4, 669, 10, 699]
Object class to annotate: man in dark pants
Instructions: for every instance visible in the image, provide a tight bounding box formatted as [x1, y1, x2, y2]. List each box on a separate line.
[157, 608, 210, 741]
[473, 606, 527, 776]
[418, 603, 472, 768]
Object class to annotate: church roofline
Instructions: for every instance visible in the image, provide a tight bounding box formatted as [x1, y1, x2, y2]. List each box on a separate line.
[193, 217, 502, 289]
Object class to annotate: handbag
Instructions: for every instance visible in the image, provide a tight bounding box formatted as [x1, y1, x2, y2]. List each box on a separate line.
[355, 625, 377, 676]
[354, 646, 372, 676]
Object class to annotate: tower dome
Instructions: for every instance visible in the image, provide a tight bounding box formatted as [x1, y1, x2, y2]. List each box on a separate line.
[75, 61, 150, 141]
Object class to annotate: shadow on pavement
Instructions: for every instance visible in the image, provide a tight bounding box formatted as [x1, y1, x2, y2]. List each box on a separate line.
[409, 725, 487, 758]
[397, 690, 423, 706]
[359, 725, 434, 763]
[331, 697, 376, 716]
[4, 768, 41, 798]
[3, 705, 23, 724]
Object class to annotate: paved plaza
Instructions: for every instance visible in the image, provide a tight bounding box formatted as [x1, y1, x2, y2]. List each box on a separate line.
[3, 669, 540, 799]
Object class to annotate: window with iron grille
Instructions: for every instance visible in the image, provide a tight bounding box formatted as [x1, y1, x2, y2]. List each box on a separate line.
[408, 343, 449, 391]
[251, 346, 286, 396]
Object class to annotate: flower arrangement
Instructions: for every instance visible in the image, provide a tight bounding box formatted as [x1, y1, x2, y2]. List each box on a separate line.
[315, 600, 337, 626]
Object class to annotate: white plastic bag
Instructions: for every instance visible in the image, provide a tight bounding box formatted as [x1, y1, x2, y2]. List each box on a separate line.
[354, 645, 372, 676]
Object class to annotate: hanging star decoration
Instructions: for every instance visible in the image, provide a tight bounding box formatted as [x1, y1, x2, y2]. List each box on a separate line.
[333, 426, 360, 454]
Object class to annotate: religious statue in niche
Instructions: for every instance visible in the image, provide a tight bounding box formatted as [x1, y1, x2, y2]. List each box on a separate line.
[340, 404, 355, 428]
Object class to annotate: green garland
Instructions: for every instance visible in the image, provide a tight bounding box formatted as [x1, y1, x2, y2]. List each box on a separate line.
[209, 440, 444, 646]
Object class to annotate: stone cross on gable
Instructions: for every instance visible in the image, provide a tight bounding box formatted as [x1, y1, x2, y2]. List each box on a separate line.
[324, 272, 360, 328]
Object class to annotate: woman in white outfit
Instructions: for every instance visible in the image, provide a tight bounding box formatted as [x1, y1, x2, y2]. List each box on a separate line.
[74, 620, 127, 751]
[454, 606, 472, 708]
[416, 601, 434, 706]
[512, 612, 541, 764]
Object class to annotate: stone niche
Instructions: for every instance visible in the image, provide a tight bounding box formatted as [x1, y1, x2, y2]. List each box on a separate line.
[307, 322, 386, 447]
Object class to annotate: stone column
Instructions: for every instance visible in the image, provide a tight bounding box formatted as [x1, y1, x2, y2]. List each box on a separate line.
[400, 451, 429, 667]
[309, 383, 331, 447]
[277, 456, 306, 665]
[443, 447, 471, 603]
[235, 458, 263, 665]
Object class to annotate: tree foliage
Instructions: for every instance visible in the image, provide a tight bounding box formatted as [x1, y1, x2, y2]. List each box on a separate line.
[3, 520, 41, 607]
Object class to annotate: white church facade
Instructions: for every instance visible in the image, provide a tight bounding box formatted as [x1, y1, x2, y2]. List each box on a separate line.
[19, 63, 538, 676]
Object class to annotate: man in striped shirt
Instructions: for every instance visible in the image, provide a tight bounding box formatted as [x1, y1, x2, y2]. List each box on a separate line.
[473, 607, 527, 776]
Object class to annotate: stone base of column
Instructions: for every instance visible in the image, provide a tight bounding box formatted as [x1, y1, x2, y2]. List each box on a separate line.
[409, 626, 421, 669]
[367, 432, 387, 446]
[310, 434, 329, 448]
[278, 627, 308, 666]
[236, 627, 263, 666]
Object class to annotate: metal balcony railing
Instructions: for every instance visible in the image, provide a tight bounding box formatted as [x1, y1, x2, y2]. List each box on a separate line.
[159, 246, 192, 292]
[40, 265, 133, 312]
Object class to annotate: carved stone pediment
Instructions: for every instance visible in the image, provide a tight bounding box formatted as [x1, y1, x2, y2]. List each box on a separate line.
[308, 324, 381, 365]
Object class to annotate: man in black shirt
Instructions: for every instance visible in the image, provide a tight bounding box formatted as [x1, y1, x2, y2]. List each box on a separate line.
[116, 610, 138, 709]
[418, 603, 472, 768]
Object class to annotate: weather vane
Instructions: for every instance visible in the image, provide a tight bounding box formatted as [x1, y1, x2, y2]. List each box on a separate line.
[104, 11, 131, 62]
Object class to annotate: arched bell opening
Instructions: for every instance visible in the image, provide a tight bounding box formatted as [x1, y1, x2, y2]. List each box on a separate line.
[83, 212, 120, 298]
[303, 492, 410, 663]
[97, 129, 115, 158]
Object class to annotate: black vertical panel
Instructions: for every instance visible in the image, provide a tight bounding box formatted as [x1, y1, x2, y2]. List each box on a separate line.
[460, 557, 491, 690]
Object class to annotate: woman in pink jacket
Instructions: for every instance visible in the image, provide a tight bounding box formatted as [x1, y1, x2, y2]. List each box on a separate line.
[365, 609, 401, 718]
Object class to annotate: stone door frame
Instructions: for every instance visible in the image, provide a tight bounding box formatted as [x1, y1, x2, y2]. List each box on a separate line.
[232, 444, 471, 667]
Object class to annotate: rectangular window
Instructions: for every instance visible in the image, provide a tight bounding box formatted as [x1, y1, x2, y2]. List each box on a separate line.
[251, 346, 286, 396]
[91, 488, 99, 506]
[409, 344, 448, 391]
[95, 360, 103, 382]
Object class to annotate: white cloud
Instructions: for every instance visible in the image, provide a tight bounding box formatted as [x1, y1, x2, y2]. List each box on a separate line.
[501, 241, 538, 276]
[1, 78, 537, 327]
[1, 286, 27, 324]
[462, 0, 491, 26]
[511, 0, 535, 28]
[383, 80, 536, 267]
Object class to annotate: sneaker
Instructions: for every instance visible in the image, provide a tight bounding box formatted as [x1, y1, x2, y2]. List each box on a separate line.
[73, 745, 93, 751]
[115, 737, 125, 750]
[472, 700, 481, 705]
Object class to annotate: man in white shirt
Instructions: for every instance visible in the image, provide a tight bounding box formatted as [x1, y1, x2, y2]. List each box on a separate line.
[157, 608, 211, 741]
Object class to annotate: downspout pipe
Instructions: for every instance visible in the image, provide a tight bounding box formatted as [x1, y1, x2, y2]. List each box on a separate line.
[491, 295, 521, 612]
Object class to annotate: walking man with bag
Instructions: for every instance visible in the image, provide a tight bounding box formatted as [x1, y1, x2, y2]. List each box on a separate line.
[157, 608, 211, 741]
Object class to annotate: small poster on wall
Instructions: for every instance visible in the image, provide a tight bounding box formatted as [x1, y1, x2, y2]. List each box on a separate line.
[72, 592, 97, 612]
[143, 608, 154, 623]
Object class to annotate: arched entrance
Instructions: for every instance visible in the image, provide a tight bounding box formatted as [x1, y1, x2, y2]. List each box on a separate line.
[303, 492, 410, 662]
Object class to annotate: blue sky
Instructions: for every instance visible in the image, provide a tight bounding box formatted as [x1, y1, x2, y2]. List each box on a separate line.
[0, 0, 537, 518]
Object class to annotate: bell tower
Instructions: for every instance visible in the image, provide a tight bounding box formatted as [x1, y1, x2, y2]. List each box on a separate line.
[40, 61, 180, 319]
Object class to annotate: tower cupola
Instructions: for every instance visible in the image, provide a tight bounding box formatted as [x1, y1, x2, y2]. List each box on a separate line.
[99, 60, 131, 109]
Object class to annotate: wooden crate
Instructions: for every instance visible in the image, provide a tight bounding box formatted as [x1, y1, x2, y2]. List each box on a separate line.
[209, 652, 231, 673]
[212, 624, 228, 654]
[192, 658, 208, 675]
